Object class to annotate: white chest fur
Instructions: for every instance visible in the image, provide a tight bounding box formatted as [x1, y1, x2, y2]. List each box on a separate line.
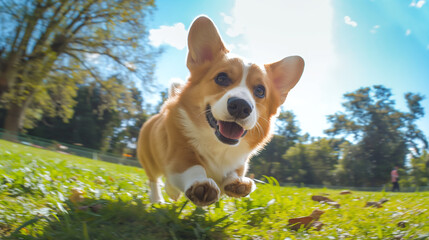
[178, 108, 250, 184]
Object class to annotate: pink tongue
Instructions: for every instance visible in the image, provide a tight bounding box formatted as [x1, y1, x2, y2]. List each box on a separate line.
[219, 121, 244, 140]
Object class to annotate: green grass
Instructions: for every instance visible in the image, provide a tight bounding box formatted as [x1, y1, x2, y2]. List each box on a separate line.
[1, 139, 428, 240]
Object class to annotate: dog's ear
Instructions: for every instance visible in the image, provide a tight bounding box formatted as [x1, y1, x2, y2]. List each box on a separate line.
[187, 16, 228, 70]
[265, 56, 304, 104]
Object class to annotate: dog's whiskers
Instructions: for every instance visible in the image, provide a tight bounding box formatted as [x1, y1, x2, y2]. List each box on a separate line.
[197, 109, 211, 119]
[258, 115, 270, 125]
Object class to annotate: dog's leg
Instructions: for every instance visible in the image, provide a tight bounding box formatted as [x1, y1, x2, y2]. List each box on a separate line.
[222, 164, 256, 198]
[168, 165, 220, 206]
[149, 178, 165, 203]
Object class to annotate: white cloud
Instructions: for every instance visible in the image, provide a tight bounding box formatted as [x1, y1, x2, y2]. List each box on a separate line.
[226, 0, 337, 136]
[370, 25, 380, 34]
[344, 16, 358, 27]
[220, 12, 244, 37]
[427, 44, 429, 50]
[410, 0, 426, 8]
[405, 29, 412, 36]
[149, 23, 187, 50]
[220, 12, 234, 25]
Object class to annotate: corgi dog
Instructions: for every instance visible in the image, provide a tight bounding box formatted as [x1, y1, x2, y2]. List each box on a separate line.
[137, 16, 304, 206]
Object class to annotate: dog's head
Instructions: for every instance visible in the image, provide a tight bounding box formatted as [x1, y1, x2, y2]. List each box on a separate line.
[179, 16, 304, 149]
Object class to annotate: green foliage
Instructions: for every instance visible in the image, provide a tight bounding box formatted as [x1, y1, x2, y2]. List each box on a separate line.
[28, 85, 121, 150]
[251, 110, 302, 182]
[27, 81, 150, 155]
[401, 151, 429, 187]
[283, 138, 340, 185]
[1, 140, 429, 239]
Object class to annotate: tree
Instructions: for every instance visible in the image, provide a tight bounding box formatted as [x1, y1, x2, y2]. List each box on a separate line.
[282, 138, 340, 185]
[29, 84, 119, 149]
[400, 150, 429, 187]
[250, 110, 303, 181]
[0, 0, 157, 135]
[325, 85, 427, 186]
[107, 87, 152, 156]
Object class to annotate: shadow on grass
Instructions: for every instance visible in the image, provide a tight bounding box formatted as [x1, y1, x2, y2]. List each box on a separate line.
[8, 199, 230, 240]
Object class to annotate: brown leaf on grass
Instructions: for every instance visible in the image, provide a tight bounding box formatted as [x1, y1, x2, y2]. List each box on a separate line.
[288, 209, 325, 231]
[365, 198, 389, 208]
[288, 216, 313, 230]
[311, 195, 334, 202]
[69, 188, 85, 203]
[365, 201, 385, 208]
[340, 190, 352, 195]
[397, 221, 408, 228]
[312, 195, 339, 207]
[365, 201, 383, 208]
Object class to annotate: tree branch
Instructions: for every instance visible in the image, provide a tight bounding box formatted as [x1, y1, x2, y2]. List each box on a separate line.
[65, 51, 114, 96]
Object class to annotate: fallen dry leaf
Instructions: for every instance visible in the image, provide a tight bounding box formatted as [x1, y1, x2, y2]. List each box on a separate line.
[311, 195, 334, 202]
[288, 209, 325, 231]
[365, 201, 382, 208]
[288, 216, 313, 230]
[340, 190, 352, 195]
[365, 198, 389, 208]
[397, 221, 408, 228]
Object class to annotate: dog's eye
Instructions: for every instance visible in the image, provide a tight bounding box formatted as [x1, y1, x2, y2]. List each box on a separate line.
[214, 72, 232, 86]
[254, 85, 265, 98]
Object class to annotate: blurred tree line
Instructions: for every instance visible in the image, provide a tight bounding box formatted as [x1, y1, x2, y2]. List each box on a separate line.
[1, 1, 427, 188]
[252, 85, 428, 188]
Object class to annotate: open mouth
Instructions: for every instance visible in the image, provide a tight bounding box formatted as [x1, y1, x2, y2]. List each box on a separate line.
[206, 105, 247, 145]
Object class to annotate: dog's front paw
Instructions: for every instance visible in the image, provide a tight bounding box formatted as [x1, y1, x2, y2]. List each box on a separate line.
[223, 177, 256, 198]
[185, 179, 220, 206]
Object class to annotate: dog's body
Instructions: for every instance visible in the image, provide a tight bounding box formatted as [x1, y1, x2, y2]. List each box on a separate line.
[137, 16, 304, 206]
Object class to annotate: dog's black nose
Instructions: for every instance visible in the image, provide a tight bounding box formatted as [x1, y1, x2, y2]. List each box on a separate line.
[227, 97, 253, 119]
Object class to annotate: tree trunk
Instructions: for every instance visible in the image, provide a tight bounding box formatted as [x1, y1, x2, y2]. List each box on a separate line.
[3, 101, 30, 141]
[0, 52, 20, 99]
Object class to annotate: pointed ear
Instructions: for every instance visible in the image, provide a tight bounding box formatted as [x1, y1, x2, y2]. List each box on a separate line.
[186, 16, 228, 70]
[264, 56, 304, 104]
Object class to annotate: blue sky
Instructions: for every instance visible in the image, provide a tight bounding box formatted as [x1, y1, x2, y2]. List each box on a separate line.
[145, 0, 429, 139]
